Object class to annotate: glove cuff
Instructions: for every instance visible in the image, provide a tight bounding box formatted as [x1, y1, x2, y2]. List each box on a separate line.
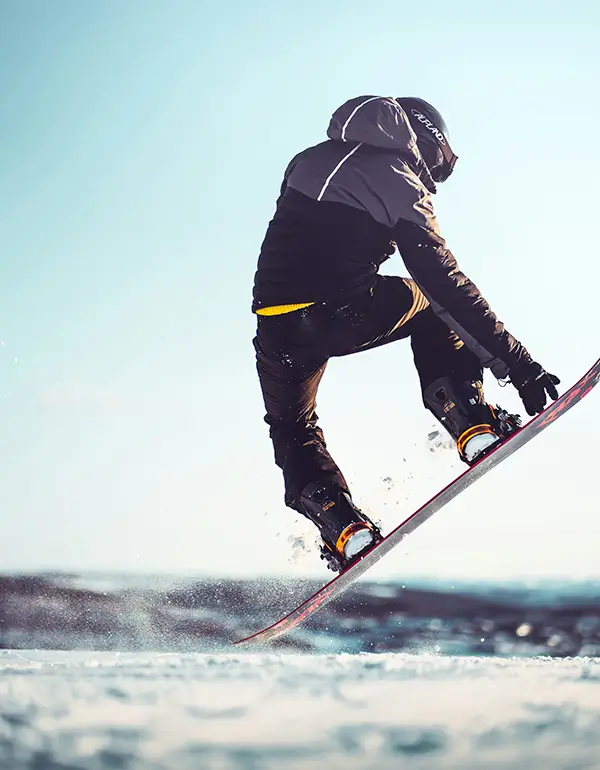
[509, 361, 543, 390]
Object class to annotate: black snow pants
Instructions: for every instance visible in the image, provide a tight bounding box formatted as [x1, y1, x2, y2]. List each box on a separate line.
[253, 275, 483, 512]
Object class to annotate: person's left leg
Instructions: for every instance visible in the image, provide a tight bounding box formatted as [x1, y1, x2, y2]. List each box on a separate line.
[254, 318, 345, 512]
[253, 311, 383, 572]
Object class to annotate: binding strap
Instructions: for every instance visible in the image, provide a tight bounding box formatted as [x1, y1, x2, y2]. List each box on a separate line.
[335, 522, 373, 556]
[457, 424, 496, 458]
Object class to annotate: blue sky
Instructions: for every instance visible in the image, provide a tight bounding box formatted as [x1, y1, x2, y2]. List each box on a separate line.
[1, 0, 599, 581]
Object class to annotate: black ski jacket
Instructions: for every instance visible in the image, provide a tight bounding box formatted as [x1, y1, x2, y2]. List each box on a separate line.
[252, 95, 532, 380]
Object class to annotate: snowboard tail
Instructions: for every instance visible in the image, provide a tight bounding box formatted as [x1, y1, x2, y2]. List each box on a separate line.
[234, 357, 600, 646]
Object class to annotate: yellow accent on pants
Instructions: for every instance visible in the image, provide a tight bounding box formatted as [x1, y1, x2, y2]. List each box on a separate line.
[255, 302, 315, 317]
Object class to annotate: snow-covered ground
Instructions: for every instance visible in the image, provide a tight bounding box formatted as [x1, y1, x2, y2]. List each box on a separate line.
[2, 650, 600, 770]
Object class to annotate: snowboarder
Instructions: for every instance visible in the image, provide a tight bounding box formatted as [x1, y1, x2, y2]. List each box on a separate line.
[252, 95, 559, 572]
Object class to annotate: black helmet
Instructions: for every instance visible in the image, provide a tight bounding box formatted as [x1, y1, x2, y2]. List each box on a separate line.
[396, 97, 458, 183]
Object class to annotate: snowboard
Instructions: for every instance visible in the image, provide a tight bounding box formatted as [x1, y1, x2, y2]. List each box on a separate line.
[234, 357, 600, 646]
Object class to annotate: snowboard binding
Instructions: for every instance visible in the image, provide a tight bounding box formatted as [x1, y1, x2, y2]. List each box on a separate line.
[423, 377, 522, 466]
[319, 521, 383, 573]
[299, 480, 383, 573]
[456, 405, 522, 465]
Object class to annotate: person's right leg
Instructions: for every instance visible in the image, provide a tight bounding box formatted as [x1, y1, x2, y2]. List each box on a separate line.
[405, 307, 521, 462]
[324, 276, 521, 465]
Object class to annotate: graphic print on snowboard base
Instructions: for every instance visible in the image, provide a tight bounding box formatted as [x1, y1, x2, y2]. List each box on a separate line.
[234, 357, 600, 646]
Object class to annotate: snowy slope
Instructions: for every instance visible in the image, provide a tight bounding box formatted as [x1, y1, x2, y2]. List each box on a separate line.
[1, 651, 600, 770]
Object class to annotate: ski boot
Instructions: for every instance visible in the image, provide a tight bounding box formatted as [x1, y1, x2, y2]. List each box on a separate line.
[299, 480, 383, 572]
[423, 377, 522, 465]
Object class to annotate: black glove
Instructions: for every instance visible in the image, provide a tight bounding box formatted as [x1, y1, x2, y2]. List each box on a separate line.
[511, 362, 560, 416]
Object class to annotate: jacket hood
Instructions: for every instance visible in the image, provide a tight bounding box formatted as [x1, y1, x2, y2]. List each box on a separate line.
[327, 95, 437, 192]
